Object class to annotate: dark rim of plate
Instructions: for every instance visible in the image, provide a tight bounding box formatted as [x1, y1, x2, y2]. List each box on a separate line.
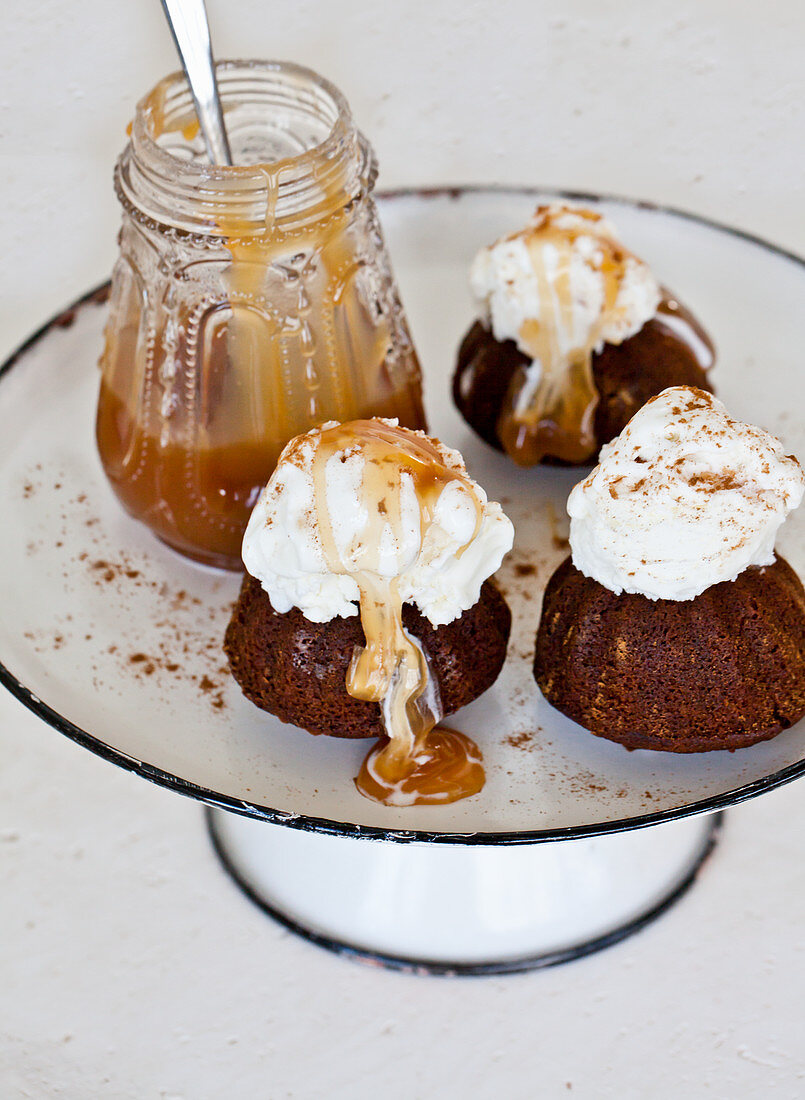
[1, 186, 804, 846]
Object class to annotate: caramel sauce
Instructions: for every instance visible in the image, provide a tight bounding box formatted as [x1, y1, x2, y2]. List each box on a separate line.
[495, 207, 637, 466]
[144, 76, 203, 142]
[97, 88, 425, 569]
[356, 727, 484, 807]
[306, 420, 485, 806]
[655, 294, 716, 370]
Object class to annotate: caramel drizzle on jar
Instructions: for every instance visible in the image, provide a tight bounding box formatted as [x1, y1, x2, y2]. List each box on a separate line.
[495, 207, 633, 466]
[309, 420, 485, 807]
[144, 75, 425, 448]
[140, 76, 202, 142]
[215, 165, 376, 425]
[97, 85, 425, 569]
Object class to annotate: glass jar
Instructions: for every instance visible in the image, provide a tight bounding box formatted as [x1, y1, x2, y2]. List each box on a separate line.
[97, 60, 426, 569]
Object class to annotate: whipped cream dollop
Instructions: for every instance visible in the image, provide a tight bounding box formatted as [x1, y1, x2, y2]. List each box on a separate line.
[469, 203, 661, 375]
[242, 419, 514, 625]
[568, 387, 805, 601]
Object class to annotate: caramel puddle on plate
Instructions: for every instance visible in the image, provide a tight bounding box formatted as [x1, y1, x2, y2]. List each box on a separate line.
[309, 419, 485, 807]
[357, 727, 485, 808]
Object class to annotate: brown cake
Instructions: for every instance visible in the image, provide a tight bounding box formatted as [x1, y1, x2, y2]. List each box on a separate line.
[455, 203, 715, 466]
[225, 418, 515, 806]
[532, 386, 805, 753]
[534, 555, 805, 752]
[454, 304, 714, 461]
[226, 574, 511, 739]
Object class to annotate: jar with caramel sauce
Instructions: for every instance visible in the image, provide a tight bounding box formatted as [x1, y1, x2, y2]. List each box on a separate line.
[97, 61, 426, 569]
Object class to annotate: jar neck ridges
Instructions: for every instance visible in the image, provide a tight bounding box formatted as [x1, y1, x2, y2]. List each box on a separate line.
[118, 61, 373, 238]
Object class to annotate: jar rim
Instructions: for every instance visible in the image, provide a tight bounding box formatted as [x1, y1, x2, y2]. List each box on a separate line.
[132, 59, 353, 180]
[118, 60, 373, 236]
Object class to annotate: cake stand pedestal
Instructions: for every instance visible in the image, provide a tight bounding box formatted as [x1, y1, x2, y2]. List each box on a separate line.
[207, 809, 720, 973]
[2, 188, 804, 975]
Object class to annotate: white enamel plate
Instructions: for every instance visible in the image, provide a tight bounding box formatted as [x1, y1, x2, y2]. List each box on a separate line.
[2, 188, 804, 845]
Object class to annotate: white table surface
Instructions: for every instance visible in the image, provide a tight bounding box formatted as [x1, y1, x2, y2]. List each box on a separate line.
[3, 1, 805, 1095]
[3, 687, 805, 1099]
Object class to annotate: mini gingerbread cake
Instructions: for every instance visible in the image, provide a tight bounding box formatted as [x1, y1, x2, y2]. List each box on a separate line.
[225, 418, 514, 805]
[534, 386, 805, 752]
[226, 577, 510, 741]
[453, 204, 715, 466]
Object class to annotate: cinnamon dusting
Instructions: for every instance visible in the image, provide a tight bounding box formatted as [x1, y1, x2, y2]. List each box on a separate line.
[20, 468, 233, 713]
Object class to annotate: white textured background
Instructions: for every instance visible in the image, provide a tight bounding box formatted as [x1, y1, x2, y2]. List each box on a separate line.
[2, 2, 805, 1097]
[2, 0, 805, 351]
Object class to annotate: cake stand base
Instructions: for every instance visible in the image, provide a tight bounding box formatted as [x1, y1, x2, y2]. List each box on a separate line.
[206, 808, 722, 975]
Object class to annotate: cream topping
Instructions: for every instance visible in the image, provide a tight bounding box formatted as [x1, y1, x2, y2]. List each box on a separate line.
[243, 419, 513, 806]
[470, 204, 660, 362]
[243, 419, 513, 626]
[469, 203, 661, 464]
[568, 387, 805, 600]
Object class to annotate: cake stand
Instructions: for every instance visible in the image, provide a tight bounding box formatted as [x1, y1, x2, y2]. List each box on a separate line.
[2, 188, 804, 975]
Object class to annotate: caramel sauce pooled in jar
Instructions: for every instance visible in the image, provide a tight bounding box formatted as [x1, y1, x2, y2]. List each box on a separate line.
[493, 207, 641, 466]
[308, 421, 485, 807]
[97, 64, 425, 569]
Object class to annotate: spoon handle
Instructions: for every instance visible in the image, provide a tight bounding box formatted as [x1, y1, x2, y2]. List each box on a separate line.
[160, 0, 232, 165]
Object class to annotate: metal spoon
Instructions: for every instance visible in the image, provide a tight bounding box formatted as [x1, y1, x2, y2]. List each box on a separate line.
[160, 0, 233, 165]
